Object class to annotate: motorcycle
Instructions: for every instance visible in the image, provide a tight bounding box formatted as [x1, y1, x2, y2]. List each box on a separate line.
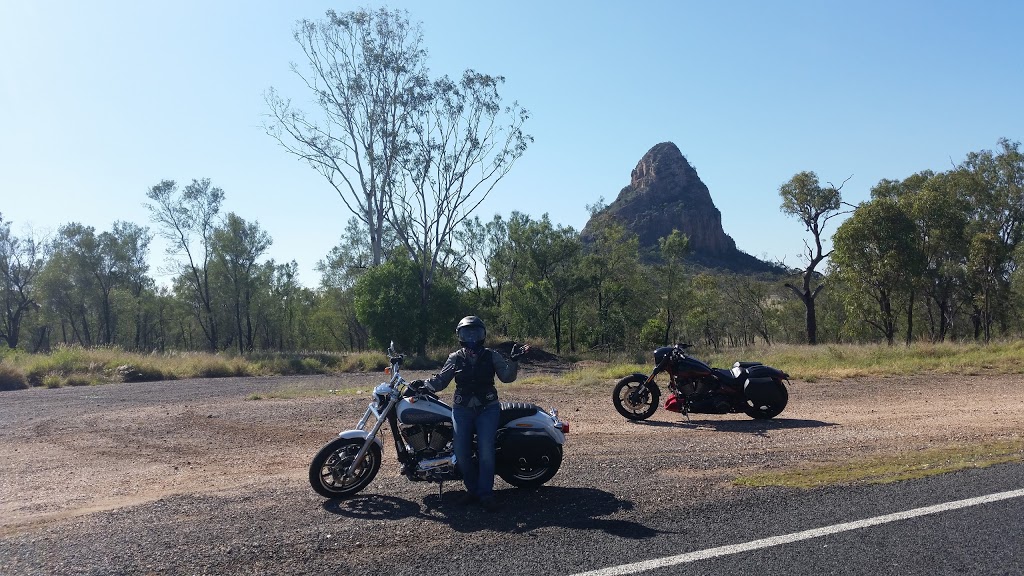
[612, 343, 790, 421]
[310, 342, 568, 499]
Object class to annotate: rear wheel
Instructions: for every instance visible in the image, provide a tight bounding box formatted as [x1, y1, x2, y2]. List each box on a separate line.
[743, 378, 789, 419]
[309, 437, 382, 499]
[612, 374, 660, 421]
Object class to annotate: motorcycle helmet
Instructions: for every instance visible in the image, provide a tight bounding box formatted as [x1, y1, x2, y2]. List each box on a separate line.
[456, 316, 486, 352]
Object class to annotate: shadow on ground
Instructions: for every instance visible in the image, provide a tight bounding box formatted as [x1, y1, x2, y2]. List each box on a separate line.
[322, 485, 668, 537]
[632, 417, 835, 433]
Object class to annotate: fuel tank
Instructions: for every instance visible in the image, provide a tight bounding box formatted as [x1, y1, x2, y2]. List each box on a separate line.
[653, 346, 713, 377]
[396, 396, 453, 425]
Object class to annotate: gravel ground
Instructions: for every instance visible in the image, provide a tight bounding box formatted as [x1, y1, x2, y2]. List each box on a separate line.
[1, 367, 1022, 575]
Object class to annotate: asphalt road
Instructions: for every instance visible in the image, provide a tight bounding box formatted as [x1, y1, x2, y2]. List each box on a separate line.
[564, 463, 1024, 576]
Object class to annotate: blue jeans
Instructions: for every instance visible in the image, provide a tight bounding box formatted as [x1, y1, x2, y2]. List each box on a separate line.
[452, 402, 500, 499]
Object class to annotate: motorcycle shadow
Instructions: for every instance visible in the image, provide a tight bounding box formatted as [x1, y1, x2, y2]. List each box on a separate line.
[322, 486, 668, 537]
[635, 417, 834, 434]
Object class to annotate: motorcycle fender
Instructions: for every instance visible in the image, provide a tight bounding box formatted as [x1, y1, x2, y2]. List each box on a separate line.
[744, 377, 785, 406]
[496, 429, 559, 467]
[746, 365, 788, 379]
[338, 429, 384, 450]
[502, 413, 565, 443]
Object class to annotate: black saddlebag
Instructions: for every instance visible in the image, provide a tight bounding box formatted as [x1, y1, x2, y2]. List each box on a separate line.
[496, 429, 556, 467]
[744, 377, 785, 406]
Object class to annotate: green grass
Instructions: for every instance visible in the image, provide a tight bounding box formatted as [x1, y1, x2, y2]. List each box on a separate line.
[734, 440, 1024, 489]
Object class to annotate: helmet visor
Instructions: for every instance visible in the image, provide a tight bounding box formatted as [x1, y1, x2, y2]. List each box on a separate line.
[457, 325, 485, 344]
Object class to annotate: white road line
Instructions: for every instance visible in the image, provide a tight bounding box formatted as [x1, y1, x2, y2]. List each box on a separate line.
[571, 488, 1024, 576]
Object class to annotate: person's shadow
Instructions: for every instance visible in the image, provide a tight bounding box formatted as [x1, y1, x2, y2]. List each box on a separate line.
[322, 485, 667, 537]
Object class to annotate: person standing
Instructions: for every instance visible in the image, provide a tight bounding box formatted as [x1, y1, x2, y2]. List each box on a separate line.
[412, 316, 528, 511]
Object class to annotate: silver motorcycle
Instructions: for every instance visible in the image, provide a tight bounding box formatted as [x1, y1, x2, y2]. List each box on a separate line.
[309, 343, 568, 499]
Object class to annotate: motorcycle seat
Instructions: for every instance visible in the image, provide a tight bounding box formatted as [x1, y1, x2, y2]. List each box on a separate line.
[731, 361, 762, 379]
[499, 402, 540, 426]
[714, 368, 736, 381]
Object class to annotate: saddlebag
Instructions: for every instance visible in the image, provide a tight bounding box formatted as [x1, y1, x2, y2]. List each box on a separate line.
[744, 377, 784, 406]
[496, 429, 556, 467]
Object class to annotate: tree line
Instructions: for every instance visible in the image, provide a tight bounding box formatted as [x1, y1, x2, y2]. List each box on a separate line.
[2, 135, 1021, 356]
[2, 7, 1022, 356]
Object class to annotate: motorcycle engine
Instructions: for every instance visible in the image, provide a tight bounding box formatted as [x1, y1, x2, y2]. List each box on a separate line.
[401, 423, 453, 456]
[401, 423, 458, 482]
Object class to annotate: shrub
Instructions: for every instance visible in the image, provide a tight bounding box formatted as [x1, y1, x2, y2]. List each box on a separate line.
[115, 363, 167, 383]
[0, 363, 28, 391]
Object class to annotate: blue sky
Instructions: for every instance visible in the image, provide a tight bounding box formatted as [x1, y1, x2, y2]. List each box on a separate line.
[2, 0, 1021, 286]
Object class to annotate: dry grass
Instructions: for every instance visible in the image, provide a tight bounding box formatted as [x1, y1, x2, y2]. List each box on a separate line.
[734, 439, 1024, 488]
[3, 340, 1024, 390]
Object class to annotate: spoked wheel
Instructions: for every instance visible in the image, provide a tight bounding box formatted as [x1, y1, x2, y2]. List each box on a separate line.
[743, 378, 789, 420]
[612, 374, 660, 421]
[309, 437, 382, 499]
[498, 444, 563, 489]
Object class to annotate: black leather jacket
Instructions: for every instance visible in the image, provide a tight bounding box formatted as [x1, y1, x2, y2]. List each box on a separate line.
[424, 348, 519, 408]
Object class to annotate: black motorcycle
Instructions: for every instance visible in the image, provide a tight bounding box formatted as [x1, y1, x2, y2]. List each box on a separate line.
[612, 343, 790, 421]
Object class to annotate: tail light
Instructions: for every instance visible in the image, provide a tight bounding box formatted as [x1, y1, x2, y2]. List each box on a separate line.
[558, 421, 569, 434]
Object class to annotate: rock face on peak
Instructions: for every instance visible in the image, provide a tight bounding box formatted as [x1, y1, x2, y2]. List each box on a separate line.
[582, 142, 784, 275]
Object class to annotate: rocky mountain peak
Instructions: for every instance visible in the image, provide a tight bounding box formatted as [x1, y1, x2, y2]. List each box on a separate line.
[582, 142, 783, 275]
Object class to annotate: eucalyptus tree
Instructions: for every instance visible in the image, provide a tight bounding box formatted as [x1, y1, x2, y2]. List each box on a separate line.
[499, 214, 582, 353]
[779, 171, 849, 344]
[39, 224, 98, 346]
[686, 273, 725, 349]
[724, 276, 781, 346]
[655, 229, 690, 346]
[830, 198, 924, 345]
[581, 223, 648, 352]
[210, 213, 272, 353]
[40, 222, 153, 347]
[315, 217, 399, 351]
[390, 70, 531, 354]
[0, 215, 46, 349]
[110, 221, 154, 349]
[146, 178, 224, 351]
[265, 7, 429, 267]
[960, 138, 1024, 338]
[455, 215, 500, 310]
[875, 171, 969, 342]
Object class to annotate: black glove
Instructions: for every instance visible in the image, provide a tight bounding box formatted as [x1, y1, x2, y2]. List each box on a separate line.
[403, 379, 426, 397]
[510, 343, 529, 360]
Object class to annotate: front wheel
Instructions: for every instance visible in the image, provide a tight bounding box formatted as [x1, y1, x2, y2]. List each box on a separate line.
[743, 378, 789, 420]
[498, 444, 563, 489]
[612, 374, 660, 421]
[309, 437, 382, 499]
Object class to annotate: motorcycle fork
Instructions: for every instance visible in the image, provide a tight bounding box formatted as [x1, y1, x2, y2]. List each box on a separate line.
[346, 399, 395, 478]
